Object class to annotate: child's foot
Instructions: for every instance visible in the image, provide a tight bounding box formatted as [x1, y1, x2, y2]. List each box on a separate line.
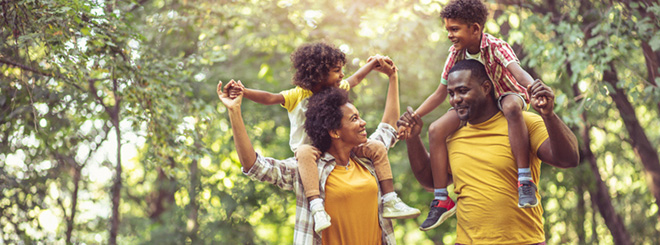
[311, 205, 331, 233]
[420, 198, 456, 231]
[382, 196, 421, 219]
[518, 180, 539, 208]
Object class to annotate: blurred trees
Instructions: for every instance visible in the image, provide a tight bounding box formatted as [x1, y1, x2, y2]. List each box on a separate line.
[1, 0, 658, 244]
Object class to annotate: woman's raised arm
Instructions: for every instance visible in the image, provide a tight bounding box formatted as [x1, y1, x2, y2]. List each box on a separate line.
[218, 80, 257, 170]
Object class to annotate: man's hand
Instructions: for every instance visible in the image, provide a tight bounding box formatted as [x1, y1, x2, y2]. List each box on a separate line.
[217, 80, 244, 110]
[528, 79, 554, 116]
[397, 106, 422, 140]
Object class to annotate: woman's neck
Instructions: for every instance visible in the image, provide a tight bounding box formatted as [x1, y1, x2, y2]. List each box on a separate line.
[326, 145, 352, 166]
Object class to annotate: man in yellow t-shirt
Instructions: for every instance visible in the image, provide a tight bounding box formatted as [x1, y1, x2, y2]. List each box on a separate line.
[401, 60, 579, 244]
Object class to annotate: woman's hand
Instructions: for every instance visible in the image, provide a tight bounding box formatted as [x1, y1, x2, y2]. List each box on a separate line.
[217, 80, 244, 111]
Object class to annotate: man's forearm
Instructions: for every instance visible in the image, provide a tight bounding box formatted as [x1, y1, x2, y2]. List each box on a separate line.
[406, 135, 434, 189]
[543, 112, 579, 168]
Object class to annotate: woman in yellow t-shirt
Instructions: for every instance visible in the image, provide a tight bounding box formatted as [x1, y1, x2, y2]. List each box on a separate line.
[219, 80, 410, 244]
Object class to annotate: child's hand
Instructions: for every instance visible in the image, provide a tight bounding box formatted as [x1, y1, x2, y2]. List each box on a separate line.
[528, 79, 554, 116]
[371, 56, 396, 77]
[217, 80, 244, 110]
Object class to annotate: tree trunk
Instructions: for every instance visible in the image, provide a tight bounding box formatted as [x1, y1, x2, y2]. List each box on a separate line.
[640, 41, 660, 113]
[109, 114, 122, 245]
[581, 112, 632, 245]
[66, 166, 81, 244]
[604, 63, 660, 219]
[188, 159, 200, 243]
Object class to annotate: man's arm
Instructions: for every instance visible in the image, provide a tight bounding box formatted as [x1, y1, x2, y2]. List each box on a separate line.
[400, 108, 434, 190]
[529, 79, 579, 168]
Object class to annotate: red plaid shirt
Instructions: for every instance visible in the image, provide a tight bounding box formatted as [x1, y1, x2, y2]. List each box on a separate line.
[441, 33, 529, 101]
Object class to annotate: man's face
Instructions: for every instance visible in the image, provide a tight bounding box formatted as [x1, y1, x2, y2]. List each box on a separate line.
[447, 70, 489, 122]
[444, 18, 480, 52]
[321, 62, 345, 88]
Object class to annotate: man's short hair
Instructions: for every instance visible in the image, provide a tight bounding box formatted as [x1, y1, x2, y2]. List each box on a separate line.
[440, 0, 489, 27]
[448, 59, 490, 84]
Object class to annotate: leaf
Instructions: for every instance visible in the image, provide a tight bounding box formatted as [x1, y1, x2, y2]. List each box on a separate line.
[81, 27, 91, 36]
[649, 33, 660, 51]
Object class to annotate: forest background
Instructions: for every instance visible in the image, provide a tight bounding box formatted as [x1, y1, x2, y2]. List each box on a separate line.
[1, 0, 660, 244]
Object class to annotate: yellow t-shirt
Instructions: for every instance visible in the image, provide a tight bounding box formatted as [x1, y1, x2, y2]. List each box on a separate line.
[322, 158, 382, 245]
[280, 81, 351, 152]
[447, 111, 549, 244]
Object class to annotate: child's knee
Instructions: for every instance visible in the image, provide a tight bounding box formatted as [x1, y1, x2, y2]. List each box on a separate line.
[363, 140, 387, 156]
[501, 95, 524, 118]
[428, 119, 452, 142]
[295, 144, 321, 162]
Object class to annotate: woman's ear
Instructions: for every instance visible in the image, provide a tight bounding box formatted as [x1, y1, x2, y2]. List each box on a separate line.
[329, 130, 340, 139]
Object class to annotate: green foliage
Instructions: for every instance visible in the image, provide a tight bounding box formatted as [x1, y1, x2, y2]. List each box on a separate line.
[1, 0, 658, 244]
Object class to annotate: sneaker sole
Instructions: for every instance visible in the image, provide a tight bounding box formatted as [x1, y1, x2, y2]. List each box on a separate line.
[314, 222, 331, 234]
[383, 209, 421, 219]
[518, 202, 539, 208]
[419, 206, 456, 231]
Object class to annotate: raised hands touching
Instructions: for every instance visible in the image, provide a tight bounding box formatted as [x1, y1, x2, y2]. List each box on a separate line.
[528, 79, 554, 116]
[367, 54, 397, 77]
[217, 79, 245, 110]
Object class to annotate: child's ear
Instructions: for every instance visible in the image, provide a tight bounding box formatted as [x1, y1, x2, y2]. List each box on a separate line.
[471, 22, 482, 34]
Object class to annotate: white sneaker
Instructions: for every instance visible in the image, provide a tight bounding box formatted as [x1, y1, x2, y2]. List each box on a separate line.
[311, 205, 331, 233]
[383, 196, 421, 219]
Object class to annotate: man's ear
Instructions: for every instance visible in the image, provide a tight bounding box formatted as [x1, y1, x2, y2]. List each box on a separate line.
[481, 79, 492, 94]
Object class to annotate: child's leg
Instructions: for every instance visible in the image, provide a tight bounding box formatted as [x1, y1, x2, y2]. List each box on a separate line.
[420, 111, 460, 231]
[353, 140, 394, 193]
[353, 140, 420, 219]
[296, 144, 322, 201]
[499, 94, 538, 208]
[500, 94, 530, 172]
[295, 144, 331, 232]
[428, 111, 462, 192]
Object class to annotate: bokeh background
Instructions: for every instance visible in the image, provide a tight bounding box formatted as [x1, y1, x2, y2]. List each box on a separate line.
[1, 0, 659, 244]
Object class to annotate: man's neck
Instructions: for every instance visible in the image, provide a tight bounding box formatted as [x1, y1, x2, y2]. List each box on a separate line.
[468, 103, 499, 125]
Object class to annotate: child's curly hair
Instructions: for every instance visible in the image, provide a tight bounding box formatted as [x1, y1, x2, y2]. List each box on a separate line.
[291, 42, 346, 91]
[440, 0, 489, 27]
[304, 87, 350, 153]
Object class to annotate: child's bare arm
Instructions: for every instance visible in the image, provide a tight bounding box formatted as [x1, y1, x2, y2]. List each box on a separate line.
[507, 62, 535, 90]
[241, 87, 286, 105]
[414, 83, 448, 118]
[346, 57, 380, 88]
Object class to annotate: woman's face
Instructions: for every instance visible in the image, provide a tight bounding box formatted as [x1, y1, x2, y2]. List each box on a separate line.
[334, 103, 367, 146]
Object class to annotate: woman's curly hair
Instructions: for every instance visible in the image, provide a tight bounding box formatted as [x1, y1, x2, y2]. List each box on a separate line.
[304, 87, 350, 153]
[291, 42, 346, 91]
[440, 0, 489, 27]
